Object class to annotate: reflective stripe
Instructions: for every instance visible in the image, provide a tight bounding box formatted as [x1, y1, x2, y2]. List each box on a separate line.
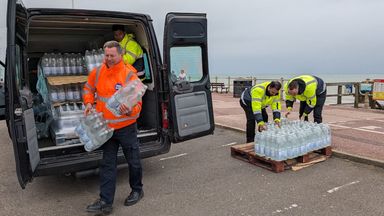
[106, 113, 140, 123]
[273, 99, 280, 103]
[306, 79, 317, 85]
[95, 66, 102, 87]
[240, 91, 246, 106]
[253, 111, 262, 115]
[252, 85, 266, 91]
[125, 71, 133, 83]
[83, 89, 92, 95]
[137, 71, 145, 76]
[124, 39, 141, 60]
[97, 96, 109, 103]
[320, 82, 327, 94]
[308, 104, 315, 108]
[252, 98, 262, 102]
[126, 49, 138, 60]
[309, 94, 316, 100]
[286, 98, 295, 102]
[272, 109, 280, 112]
[85, 83, 95, 91]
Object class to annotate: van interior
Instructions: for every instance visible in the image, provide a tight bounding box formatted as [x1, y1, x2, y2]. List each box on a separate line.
[23, 15, 160, 155]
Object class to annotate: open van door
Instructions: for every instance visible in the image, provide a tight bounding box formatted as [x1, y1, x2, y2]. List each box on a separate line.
[7, 0, 40, 189]
[163, 13, 214, 142]
[0, 61, 5, 120]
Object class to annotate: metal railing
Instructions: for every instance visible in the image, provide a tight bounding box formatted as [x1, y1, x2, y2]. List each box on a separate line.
[211, 76, 371, 108]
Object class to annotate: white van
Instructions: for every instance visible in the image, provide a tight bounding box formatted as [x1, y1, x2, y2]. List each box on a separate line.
[2, 0, 214, 188]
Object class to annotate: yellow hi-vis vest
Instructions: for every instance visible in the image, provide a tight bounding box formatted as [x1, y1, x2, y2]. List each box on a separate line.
[285, 75, 318, 110]
[250, 81, 281, 125]
[119, 33, 143, 65]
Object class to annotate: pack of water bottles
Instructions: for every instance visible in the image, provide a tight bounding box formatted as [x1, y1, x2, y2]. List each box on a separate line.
[84, 49, 104, 72]
[254, 119, 332, 161]
[75, 110, 114, 152]
[49, 83, 83, 104]
[41, 52, 86, 77]
[106, 79, 147, 117]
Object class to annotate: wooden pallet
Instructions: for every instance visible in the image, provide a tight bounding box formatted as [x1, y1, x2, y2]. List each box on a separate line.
[230, 143, 332, 173]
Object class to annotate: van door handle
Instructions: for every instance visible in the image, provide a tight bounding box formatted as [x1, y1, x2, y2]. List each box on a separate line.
[14, 108, 23, 116]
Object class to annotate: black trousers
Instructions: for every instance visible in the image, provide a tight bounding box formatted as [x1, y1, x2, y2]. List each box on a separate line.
[99, 123, 143, 205]
[299, 90, 327, 123]
[240, 100, 268, 143]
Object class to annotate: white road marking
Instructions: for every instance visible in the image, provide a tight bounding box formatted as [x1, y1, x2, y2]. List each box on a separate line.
[328, 124, 351, 129]
[159, 153, 188, 161]
[353, 128, 384, 135]
[358, 126, 382, 130]
[221, 142, 238, 147]
[327, 181, 360, 194]
[272, 204, 299, 214]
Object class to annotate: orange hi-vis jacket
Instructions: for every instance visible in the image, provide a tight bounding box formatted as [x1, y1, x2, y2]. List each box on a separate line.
[83, 60, 142, 130]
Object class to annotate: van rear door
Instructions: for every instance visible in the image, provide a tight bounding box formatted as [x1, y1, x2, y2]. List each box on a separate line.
[163, 13, 214, 142]
[7, 0, 40, 189]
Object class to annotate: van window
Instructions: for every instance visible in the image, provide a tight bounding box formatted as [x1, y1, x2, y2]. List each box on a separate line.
[170, 46, 203, 82]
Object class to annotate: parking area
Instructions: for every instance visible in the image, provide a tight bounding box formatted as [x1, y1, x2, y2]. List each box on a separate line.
[1, 122, 384, 216]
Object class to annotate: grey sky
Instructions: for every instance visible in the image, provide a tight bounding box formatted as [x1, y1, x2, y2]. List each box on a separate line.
[1, 0, 384, 77]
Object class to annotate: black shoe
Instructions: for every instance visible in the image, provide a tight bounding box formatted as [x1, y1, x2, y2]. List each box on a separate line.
[86, 199, 113, 215]
[124, 190, 144, 206]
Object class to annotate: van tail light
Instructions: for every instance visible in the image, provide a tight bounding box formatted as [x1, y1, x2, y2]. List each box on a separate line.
[161, 102, 169, 129]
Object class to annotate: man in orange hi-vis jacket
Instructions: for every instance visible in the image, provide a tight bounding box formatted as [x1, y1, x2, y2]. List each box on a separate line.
[84, 41, 143, 215]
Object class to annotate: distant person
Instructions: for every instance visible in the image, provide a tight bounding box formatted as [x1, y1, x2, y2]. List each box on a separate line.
[112, 24, 145, 80]
[240, 81, 282, 143]
[284, 75, 326, 123]
[178, 69, 187, 80]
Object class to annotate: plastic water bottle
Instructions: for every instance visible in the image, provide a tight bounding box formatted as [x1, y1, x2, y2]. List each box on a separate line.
[76, 54, 84, 75]
[68, 53, 76, 75]
[85, 50, 96, 73]
[64, 54, 71, 75]
[57, 85, 66, 102]
[42, 53, 51, 76]
[73, 84, 81, 101]
[106, 80, 147, 117]
[50, 88, 59, 103]
[65, 84, 74, 102]
[50, 53, 58, 76]
[56, 54, 65, 76]
[75, 110, 114, 152]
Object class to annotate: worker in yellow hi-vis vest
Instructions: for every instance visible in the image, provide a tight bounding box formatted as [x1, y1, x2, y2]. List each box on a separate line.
[240, 81, 282, 143]
[284, 75, 327, 123]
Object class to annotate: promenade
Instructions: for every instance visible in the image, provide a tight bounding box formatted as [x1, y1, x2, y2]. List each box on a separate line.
[212, 92, 384, 166]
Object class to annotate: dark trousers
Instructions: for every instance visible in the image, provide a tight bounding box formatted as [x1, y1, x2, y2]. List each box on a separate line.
[240, 100, 268, 143]
[100, 123, 143, 205]
[299, 91, 327, 123]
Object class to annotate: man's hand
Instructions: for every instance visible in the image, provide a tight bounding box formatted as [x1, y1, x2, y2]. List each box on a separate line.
[274, 120, 281, 128]
[119, 103, 132, 115]
[285, 111, 291, 118]
[258, 124, 267, 132]
[84, 103, 93, 116]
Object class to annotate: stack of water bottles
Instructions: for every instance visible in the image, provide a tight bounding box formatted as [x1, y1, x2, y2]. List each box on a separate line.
[254, 119, 332, 161]
[106, 79, 147, 117]
[41, 52, 86, 76]
[75, 110, 114, 152]
[50, 83, 83, 104]
[84, 49, 105, 72]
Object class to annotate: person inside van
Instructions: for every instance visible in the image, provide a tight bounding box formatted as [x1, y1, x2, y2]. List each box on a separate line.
[84, 41, 144, 215]
[112, 24, 145, 80]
